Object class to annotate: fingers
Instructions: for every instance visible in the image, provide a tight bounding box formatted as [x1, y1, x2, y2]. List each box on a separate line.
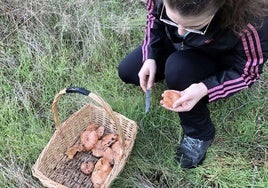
[160, 84, 207, 112]
[138, 59, 156, 92]
[160, 90, 194, 112]
[147, 74, 155, 90]
[174, 102, 192, 112]
[172, 93, 193, 111]
[172, 92, 186, 107]
[139, 75, 147, 92]
[140, 76, 154, 92]
[160, 99, 177, 112]
[138, 67, 148, 92]
[161, 100, 191, 112]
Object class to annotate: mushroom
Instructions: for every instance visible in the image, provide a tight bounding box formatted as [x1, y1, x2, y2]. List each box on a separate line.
[111, 141, 123, 162]
[101, 133, 118, 147]
[96, 126, 105, 139]
[92, 140, 115, 163]
[85, 123, 98, 131]
[65, 144, 83, 160]
[80, 161, 95, 175]
[91, 157, 113, 188]
[80, 130, 99, 151]
[162, 90, 181, 108]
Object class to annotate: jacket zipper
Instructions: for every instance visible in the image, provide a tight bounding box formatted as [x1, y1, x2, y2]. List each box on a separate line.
[181, 34, 188, 50]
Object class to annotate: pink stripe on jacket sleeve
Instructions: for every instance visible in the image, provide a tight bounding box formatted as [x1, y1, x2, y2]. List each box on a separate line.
[243, 24, 263, 84]
[142, 0, 155, 61]
[208, 24, 264, 102]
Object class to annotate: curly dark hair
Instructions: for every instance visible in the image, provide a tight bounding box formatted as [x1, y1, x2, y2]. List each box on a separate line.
[164, 0, 268, 34]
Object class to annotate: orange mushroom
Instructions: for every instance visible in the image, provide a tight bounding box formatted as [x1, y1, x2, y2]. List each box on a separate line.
[162, 90, 181, 108]
[80, 130, 99, 151]
[101, 133, 118, 147]
[91, 157, 113, 188]
[85, 123, 98, 131]
[92, 140, 115, 163]
[111, 141, 123, 162]
[80, 161, 95, 175]
[65, 144, 83, 160]
[96, 126, 105, 139]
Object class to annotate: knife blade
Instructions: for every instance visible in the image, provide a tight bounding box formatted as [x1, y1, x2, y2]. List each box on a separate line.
[145, 89, 151, 113]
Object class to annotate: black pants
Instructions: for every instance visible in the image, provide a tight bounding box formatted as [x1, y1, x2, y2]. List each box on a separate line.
[118, 43, 219, 141]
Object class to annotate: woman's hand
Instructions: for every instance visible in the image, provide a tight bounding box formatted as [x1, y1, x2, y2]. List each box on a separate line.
[161, 83, 208, 112]
[138, 59, 157, 92]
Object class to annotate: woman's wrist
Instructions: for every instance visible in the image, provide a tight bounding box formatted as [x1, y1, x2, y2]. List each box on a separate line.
[197, 82, 208, 97]
[188, 82, 208, 99]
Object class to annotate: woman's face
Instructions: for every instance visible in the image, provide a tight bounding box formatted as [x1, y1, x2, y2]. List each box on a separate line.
[164, 3, 215, 36]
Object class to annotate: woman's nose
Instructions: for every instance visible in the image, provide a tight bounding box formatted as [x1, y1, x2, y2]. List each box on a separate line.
[177, 27, 187, 36]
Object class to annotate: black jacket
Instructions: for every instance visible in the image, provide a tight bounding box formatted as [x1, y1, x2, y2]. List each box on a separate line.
[142, 0, 268, 102]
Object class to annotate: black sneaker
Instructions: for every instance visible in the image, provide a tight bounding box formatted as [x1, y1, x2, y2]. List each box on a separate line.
[175, 135, 214, 169]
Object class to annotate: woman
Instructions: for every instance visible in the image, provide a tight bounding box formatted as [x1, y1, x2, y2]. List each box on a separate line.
[118, 0, 268, 168]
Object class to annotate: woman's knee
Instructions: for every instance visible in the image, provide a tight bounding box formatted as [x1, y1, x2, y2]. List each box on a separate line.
[118, 60, 135, 84]
[118, 46, 143, 85]
[164, 50, 216, 90]
[164, 52, 193, 90]
[118, 60, 127, 81]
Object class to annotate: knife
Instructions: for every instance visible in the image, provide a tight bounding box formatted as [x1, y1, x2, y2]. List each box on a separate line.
[145, 89, 151, 113]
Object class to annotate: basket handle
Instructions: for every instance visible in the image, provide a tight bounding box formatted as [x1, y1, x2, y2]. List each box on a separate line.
[51, 87, 125, 147]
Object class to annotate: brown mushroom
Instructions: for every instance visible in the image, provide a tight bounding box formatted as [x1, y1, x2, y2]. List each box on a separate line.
[91, 157, 113, 188]
[85, 123, 98, 131]
[101, 133, 118, 147]
[80, 161, 95, 175]
[91, 141, 105, 158]
[162, 90, 181, 108]
[65, 144, 83, 160]
[80, 130, 99, 151]
[96, 126, 105, 139]
[92, 140, 115, 163]
[111, 141, 122, 162]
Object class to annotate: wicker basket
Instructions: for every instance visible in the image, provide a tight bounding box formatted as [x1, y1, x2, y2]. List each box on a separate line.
[32, 87, 138, 188]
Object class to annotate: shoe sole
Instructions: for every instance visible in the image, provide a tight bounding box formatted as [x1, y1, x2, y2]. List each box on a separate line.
[180, 153, 207, 169]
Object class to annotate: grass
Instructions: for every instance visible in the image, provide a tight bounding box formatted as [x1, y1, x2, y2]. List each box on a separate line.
[0, 0, 267, 187]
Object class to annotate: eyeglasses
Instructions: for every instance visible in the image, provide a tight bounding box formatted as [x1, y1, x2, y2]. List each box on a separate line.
[160, 5, 214, 35]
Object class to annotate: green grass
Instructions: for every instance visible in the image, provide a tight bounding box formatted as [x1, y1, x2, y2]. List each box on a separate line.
[0, 0, 267, 187]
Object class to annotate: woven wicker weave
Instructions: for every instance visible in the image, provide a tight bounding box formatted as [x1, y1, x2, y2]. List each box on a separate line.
[32, 87, 138, 188]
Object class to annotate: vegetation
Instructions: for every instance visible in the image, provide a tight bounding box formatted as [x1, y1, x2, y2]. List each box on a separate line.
[0, 0, 267, 187]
